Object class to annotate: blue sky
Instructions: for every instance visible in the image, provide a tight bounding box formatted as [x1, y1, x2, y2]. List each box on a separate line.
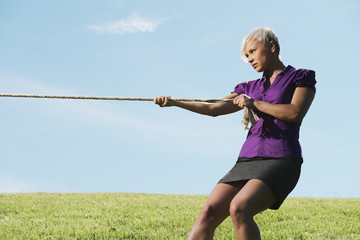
[1, 0, 359, 198]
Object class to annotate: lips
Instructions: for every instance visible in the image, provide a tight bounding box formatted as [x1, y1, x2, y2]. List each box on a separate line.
[252, 63, 257, 69]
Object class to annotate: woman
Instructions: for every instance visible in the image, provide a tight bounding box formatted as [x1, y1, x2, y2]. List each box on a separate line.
[154, 27, 316, 240]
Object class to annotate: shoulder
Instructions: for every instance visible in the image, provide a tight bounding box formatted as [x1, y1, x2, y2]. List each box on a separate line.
[293, 67, 316, 78]
[233, 78, 262, 94]
[283, 65, 315, 78]
[291, 66, 317, 92]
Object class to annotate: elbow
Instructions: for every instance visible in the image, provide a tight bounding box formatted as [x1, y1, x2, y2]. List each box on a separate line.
[209, 112, 221, 117]
[207, 107, 222, 117]
[289, 116, 303, 123]
[287, 111, 304, 123]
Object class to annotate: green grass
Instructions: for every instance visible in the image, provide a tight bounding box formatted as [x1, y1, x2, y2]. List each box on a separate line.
[0, 193, 359, 239]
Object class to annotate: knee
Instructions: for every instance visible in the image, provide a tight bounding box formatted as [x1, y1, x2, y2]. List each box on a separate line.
[198, 203, 217, 223]
[229, 199, 252, 222]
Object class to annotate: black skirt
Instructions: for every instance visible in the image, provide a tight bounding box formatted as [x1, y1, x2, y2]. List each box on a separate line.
[218, 157, 303, 210]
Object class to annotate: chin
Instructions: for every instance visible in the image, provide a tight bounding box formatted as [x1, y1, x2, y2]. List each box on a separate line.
[254, 68, 264, 73]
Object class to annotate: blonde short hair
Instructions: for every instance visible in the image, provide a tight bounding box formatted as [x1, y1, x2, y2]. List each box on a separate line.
[240, 27, 280, 61]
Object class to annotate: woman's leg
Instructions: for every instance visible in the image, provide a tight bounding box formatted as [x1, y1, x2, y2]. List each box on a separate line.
[187, 181, 246, 240]
[229, 179, 277, 240]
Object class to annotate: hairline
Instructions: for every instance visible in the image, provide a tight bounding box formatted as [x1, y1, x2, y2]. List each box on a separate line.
[241, 27, 280, 62]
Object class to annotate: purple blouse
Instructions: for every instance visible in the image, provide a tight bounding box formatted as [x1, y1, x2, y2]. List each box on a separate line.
[233, 65, 316, 158]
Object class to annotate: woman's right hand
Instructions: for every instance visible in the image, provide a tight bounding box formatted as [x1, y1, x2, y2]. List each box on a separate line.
[233, 94, 254, 109]
[153, 95, 175, 107]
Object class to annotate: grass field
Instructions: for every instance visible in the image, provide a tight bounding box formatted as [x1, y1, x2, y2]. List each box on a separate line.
[0, 193, 359, 239]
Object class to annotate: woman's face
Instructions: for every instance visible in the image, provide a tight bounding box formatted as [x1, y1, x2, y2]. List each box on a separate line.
[244, 39, 273, 72]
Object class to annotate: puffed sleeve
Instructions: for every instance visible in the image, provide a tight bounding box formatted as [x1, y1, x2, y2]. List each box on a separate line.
[232, 82, 246, 95]
[294, 69, 317, 92]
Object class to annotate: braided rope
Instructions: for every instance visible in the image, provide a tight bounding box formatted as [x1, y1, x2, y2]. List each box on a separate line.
[241, 107, 260, 130]
[0, 93, 258, 129]
[0, 93, 233, 103]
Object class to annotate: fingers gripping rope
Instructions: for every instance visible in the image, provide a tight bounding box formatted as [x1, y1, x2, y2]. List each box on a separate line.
[0, 93, 258, 129]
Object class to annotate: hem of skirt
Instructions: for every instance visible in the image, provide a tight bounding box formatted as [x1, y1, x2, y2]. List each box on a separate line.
[218, 178, 284, 210]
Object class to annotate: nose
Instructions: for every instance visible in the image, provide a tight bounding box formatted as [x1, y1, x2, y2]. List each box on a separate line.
[247, 56, 254, 63]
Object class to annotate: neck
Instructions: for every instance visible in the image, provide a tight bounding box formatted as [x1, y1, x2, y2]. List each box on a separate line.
[264, 60, 286, 81]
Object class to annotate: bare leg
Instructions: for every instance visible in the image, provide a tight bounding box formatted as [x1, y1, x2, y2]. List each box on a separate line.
[187, 181, 246, 240]
[229, 179, 277, 240]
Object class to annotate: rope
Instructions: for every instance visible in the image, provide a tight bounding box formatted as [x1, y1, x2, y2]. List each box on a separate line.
[0, 93, 258, 129]
[0, 93, 233, 103]
[241, 94, 260, 130]
[242, 107, 259, 130]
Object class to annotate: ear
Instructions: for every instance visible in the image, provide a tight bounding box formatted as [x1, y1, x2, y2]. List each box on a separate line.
[269, 40, 277, 53]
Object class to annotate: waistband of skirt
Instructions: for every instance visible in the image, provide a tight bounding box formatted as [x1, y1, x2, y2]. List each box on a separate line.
[236, 157, 303, 166]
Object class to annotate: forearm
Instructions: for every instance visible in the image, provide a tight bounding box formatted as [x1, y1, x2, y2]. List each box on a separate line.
[154, 93, 240, 117]
[249, 87, 315, 122]
[172, 102, 212, 116]
[251, 100, 302, 122]
[237, 87, 315, 123]
[173, 101, 239, 117]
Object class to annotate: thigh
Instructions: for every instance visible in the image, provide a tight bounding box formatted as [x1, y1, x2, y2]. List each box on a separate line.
[231, 179, 276, 215]
[205, 181, 247, 214]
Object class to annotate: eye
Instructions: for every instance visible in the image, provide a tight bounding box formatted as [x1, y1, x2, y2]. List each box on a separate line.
[250, 49, 256, 53]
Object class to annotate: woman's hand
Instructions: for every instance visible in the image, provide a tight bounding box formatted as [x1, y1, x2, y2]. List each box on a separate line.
[153, 95, 176, 107]
[233, 94, 254, 109]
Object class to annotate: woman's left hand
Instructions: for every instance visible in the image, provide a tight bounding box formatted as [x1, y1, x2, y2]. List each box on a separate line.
[233, 94, 254, 109]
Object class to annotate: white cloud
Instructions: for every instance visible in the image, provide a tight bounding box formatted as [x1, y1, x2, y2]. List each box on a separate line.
[88, 14, 166, 35]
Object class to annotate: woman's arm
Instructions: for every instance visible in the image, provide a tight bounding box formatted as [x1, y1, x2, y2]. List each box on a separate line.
[233, 87, 315, 123]
[153, 93, 241, 117]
